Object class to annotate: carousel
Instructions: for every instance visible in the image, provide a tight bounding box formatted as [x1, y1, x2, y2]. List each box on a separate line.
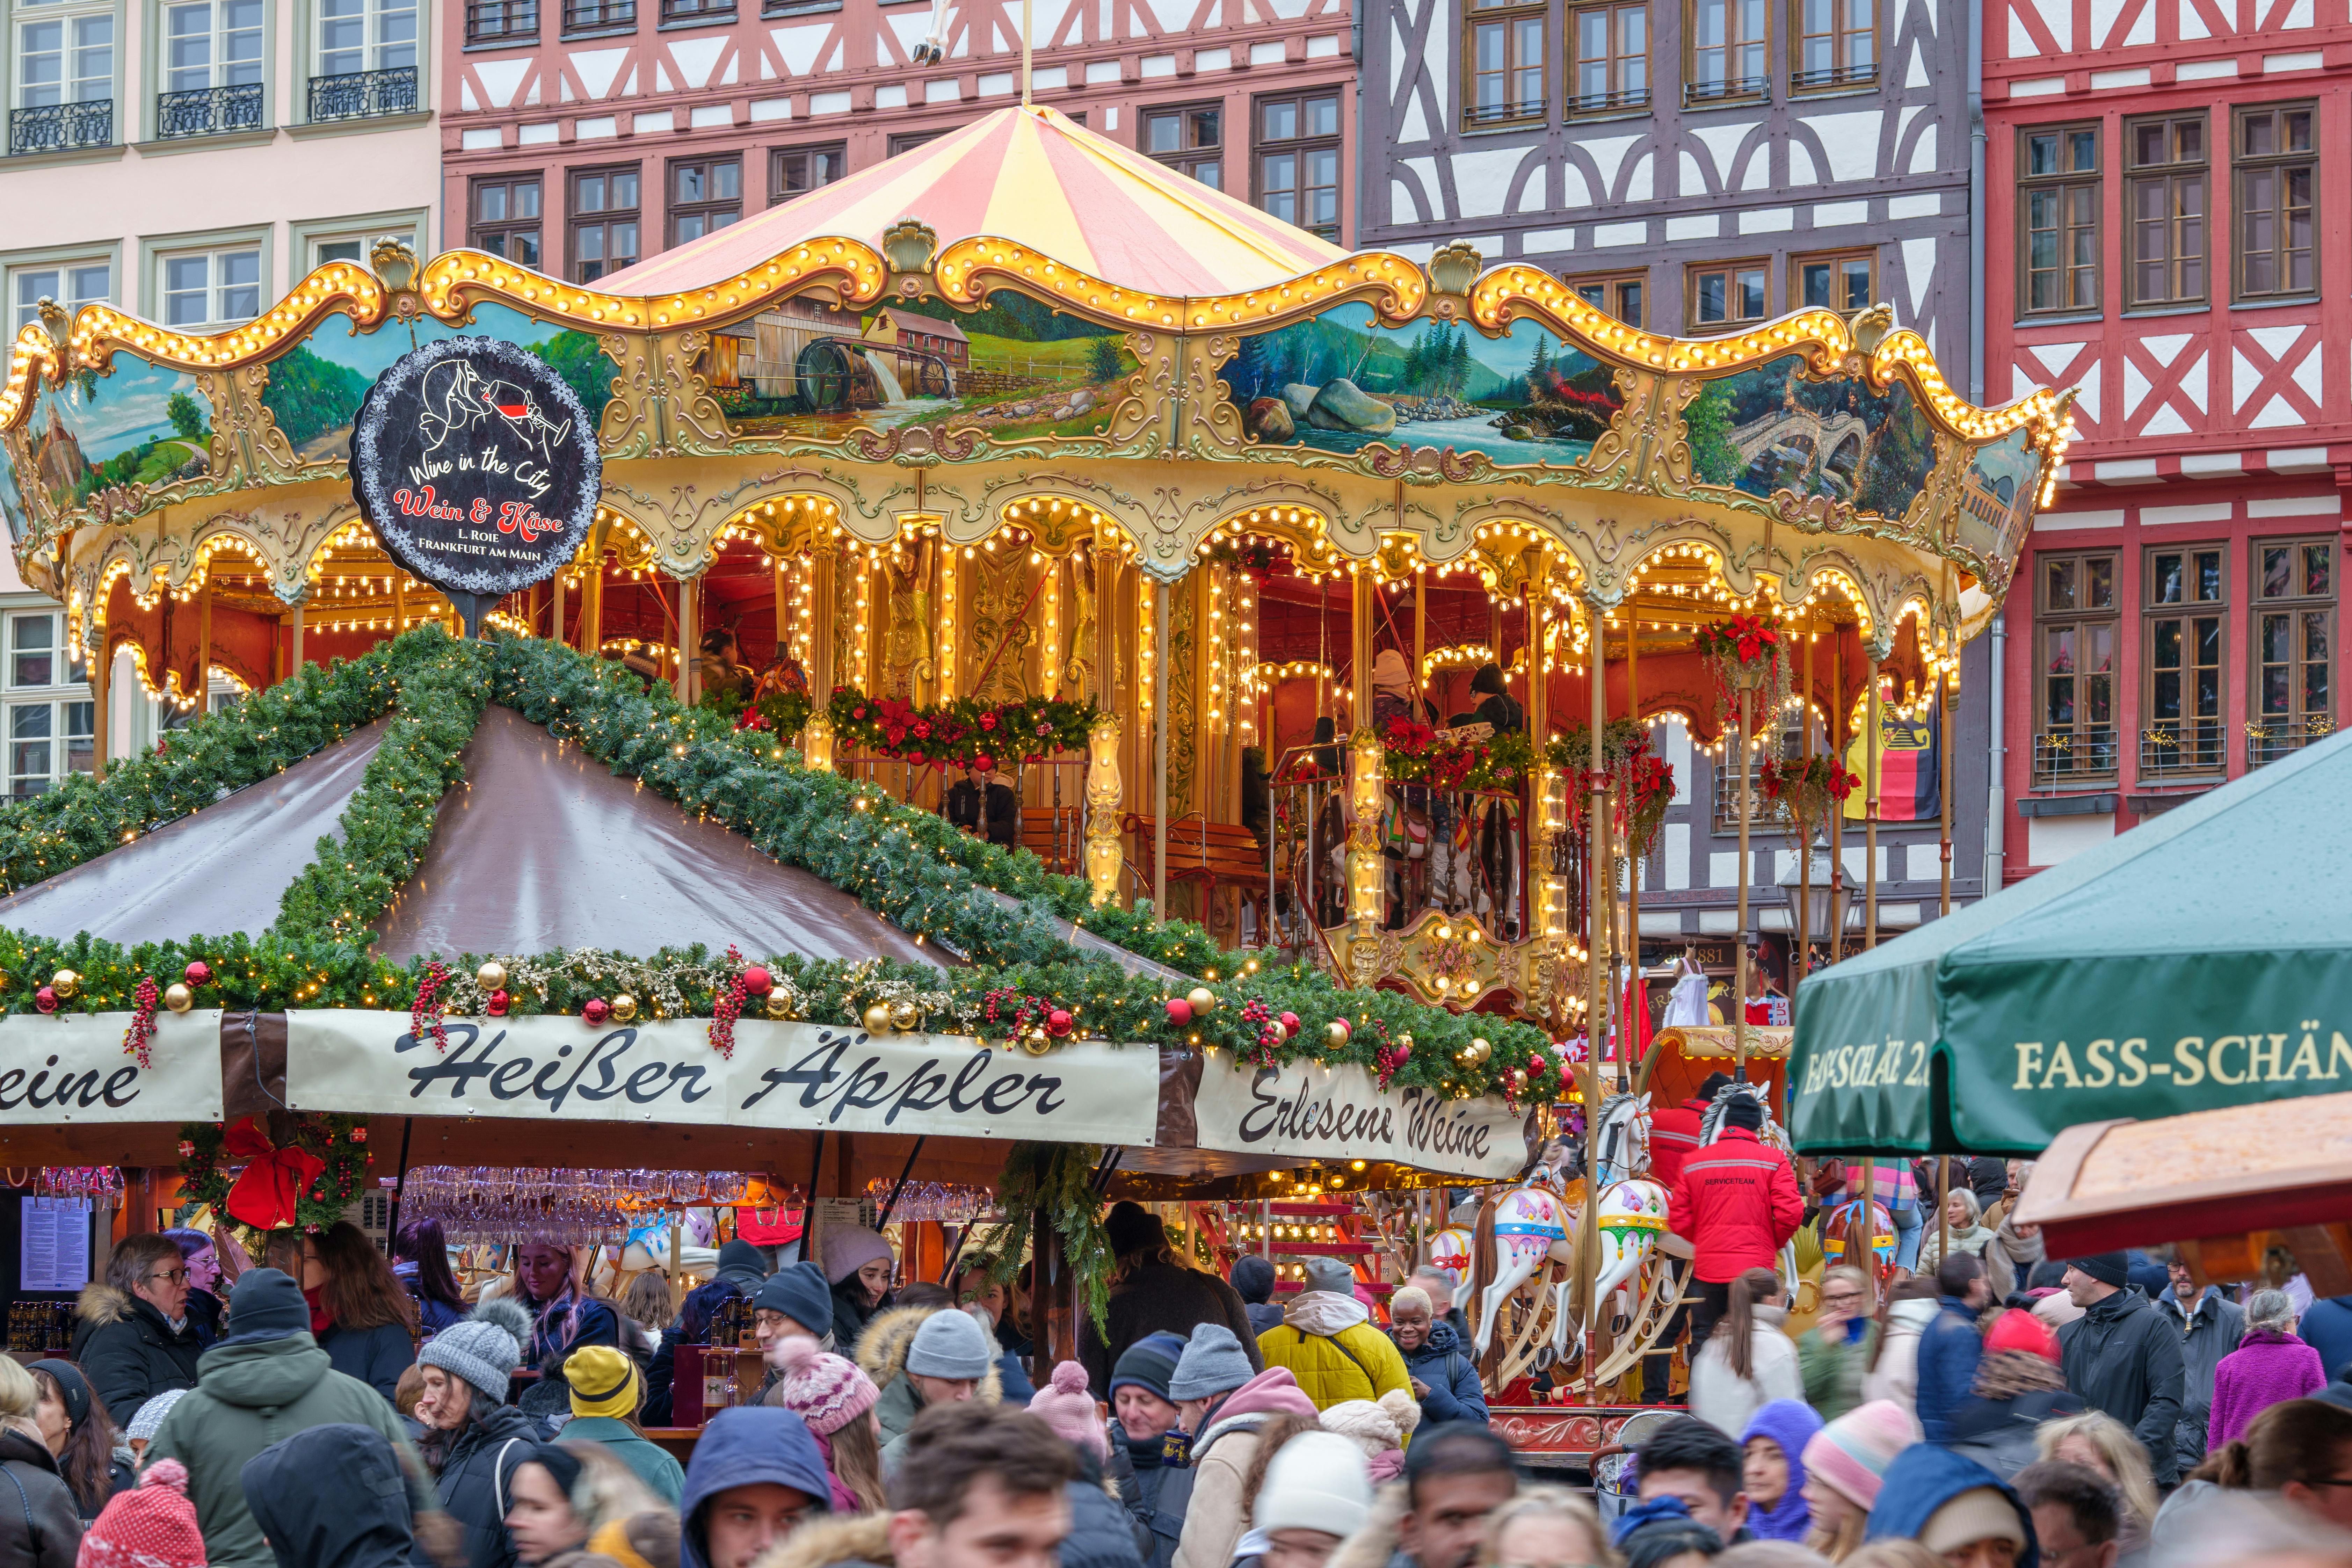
[0, 102, 2071, 1415]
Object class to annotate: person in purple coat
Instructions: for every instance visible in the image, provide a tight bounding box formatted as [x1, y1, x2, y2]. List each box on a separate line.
[2209, 1288, 2326, 1448]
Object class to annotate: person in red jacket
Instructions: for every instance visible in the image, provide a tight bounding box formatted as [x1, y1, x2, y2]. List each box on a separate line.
[1667, 1095, 1804, 1352]
[1649, 1072, 1731, 1194]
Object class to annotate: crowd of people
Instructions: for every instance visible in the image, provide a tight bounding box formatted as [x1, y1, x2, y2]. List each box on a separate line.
[6, 1163, 2350, 1568]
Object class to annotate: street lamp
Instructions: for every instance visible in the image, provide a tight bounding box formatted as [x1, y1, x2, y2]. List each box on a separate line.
[1777, 832, 1849, 967]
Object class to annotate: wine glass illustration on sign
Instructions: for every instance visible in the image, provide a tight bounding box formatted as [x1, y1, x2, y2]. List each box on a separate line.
[418, 357, 573, 464]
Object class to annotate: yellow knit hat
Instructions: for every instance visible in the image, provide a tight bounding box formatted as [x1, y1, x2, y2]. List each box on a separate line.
[567, 1345, 642, 1419]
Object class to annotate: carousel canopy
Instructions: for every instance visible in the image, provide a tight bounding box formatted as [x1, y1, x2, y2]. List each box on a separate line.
[1790, 726, 2352, 1157]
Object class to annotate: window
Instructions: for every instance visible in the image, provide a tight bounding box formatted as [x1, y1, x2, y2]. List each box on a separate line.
[317, 0, 414, 78]
[669, 157, 741, 244]
[770, 142, 845, 203]
[562, 0, 633, 29]
[661, 0, 731, 21]
[158, 0, 263, 136]
[2033, 551, 2117, 786]
[1142, 103, 1221, 188]
[16, 2, 113, 106]
[569, 165, 639, 283]
[2235, 102, 2315, 300]
[1255, 92, 1340, 241]
[1793, 0, 1873, 90]
[1686, 0, 1766, 106]
[62, 700, 90, 778]
[2251, 537, 2335, 764]
[9, 613, 53, 688]
[160, 247, 260, 328]
[886, 130, 944, 155]
[470, 176, 542, 268]
[1686, 260, 1767, 331]
[1466, 0, 1544, 125]
[1570, 270, 1645, 327]
[2123, 113, 2205, 309]
[1568, 2, 1645, 114]
[1794, 248, 1873, 312]
[307, 230, 413, 269]
[2018, 123, 2099, 316]
[8, 704, 50, 797]
[11, 261, 109, 334]
[2144, 544, 2226, 778]
[464, 0, 535, 43]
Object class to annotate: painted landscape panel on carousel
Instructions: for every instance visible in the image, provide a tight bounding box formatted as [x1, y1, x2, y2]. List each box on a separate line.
[260, 302, 615, 464]
[1684, 353, 1936, 520]
[1221, 304, 1619, 466]
[21, 355, 210, 515]
[1959, 428, 2042, 562]
[708, 291, 1137, 443]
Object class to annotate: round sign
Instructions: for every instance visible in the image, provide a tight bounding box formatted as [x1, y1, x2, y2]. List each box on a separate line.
[350, 336, 601, 603]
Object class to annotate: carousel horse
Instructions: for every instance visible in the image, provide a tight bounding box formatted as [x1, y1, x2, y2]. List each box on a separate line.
[1697, 1080, 1804, 1298]
[1820, 1197, 1897, 1281]
[1572, 1092, 1672, 1364]
[1428, 1224, 1474, 1312]
[1468, 1161, 1580, 1358]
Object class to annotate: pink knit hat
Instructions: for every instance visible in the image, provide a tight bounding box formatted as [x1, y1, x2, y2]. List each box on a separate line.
[1029, 1360, 1109, 1461]
[767, 1334, 881, 1436]
[1802, 1399, 1919, 1510]
[80, 1458, 205, 1568]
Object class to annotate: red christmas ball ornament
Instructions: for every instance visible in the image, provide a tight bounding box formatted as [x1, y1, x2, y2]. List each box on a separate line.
[1046, 1008, 1074, 1038]
[33, 986, 56, 1014]
[183, 960, 213, 988]
[1280, 1011, 1301, 1036]
[1165, 997, 1193, 1027]
[350, 1126, 368, 1144]
[176, 1140, 195, 1160]
[583, 997, 611, 1026]
[741, 966, 773, 996]
[486, 989, 511, 1018]
[1393, 1040, 1412, 1065]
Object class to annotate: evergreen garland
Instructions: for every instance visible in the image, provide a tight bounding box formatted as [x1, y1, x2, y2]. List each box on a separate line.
[976, 1141, 1117, 1331]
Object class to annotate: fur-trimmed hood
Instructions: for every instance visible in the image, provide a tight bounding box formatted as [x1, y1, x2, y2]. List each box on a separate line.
[855, 1304, 1004, 1403]
[753, 1511, 894, 1568]
[76, 1282, 138, 1326]
[1328, 1480, 1408, 1568]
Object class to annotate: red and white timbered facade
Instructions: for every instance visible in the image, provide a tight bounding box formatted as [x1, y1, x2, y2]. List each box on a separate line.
[1986, 0, 2352, 874]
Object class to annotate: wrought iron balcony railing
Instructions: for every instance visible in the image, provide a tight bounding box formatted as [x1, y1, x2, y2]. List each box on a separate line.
[1684, 75, 1768, 107]
[306, 66, 419, 122]
[2139, 724, 2224, 779]
[562, 0, 634, 28]
[2031, 726, 2116, 788]
[9, 99, 113, 155]
[1791, 62, 1878, 92]
[2247, 717, 2335, 768]
[1566, 86, 1650, 116]
[155, 83, 263, 140]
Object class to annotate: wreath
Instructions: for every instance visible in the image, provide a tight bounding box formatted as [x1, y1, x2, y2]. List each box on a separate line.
[177, 1113, 374, 1236]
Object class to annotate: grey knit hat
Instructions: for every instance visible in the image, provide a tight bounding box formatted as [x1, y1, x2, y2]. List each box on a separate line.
[1169, 1323, 1254, 1402]
[906, 1307, 996, 1380]
[419, 1297, 532, 1405]
[1301, 1257, 1356, 1297]
[125, 1388, 186, 1444]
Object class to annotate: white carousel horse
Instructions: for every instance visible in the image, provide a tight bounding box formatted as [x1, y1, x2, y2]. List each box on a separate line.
[1428, 1224, 1474, 1312]
[1572, 1092, 1671, 1363]
[1469, 1164, 1579, 1358]
[1697, 1081, 1802, 1298]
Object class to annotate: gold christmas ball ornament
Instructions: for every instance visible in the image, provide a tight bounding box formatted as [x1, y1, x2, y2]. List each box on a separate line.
[162, 983, 194, 1014]
[50, 970, 79, 1000]
[1186, 986, 1216, 1014]
[765, 991, 795, 1020]
[862, 1001, 895, 1035]
[1327, 1019, 1351, 1048]
[888, 999, 922, 1034]
[1469, 1036, 1492, 1064]
[1021, 1031, 1053, 1057]
[476, 961, 508, 993]
[609, 994, 638, 1024]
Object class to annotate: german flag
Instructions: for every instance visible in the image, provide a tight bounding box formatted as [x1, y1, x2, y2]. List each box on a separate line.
[1843, 700, 1939, 823]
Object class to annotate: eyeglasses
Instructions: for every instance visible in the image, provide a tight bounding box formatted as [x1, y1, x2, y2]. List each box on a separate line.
[145, 1269, 189, 1286]
[1823, 1292, 1864, 1307]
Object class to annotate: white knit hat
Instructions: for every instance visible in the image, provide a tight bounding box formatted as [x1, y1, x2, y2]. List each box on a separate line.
[1253, 1432, 1374, 1539]
[1319, 1389, 1422, 1458]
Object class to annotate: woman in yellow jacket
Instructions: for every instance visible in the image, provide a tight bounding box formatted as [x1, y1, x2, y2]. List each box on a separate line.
[1255, 1258, 1414, 1411]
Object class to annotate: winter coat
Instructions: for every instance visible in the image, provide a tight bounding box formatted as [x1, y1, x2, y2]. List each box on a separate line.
[832, 1279, 886, 1350]
[1079, 1259, 1264, 1399]
[1393, 1321, 1487, 1428]
[1110, 1432, 1180, 1568]
[394, 1262, 466, 1336]
[1245, 1302, 1286, 1337]
[322, 1318, 419, 1404]
[1665, 1128, 1803, 1283]
[1796, 1319, 1874, 1422]
[241, 1420, 425, 1568]
[755, 1510, 895, 1568]
[858, 1304, 1005, 1473]
[1915, 1295, 1986, 1443]
[69, 1283, 204, 1425]
[1917, 1224, 1999, 1278]
[433, 1401, 546, 1568]
[1648, 1096, 1709, 1192]
[521, 1293, 621, 1373]
[144, 1329, 425, 1568]
[2059, 1287, 2186, 1487]
[2209, 1328, 2326, 1447]
[1687, 1304, 1804, 1438]
[1168, 1369, 1319, 1568]
[648, 1250, 770, 1425]
[1861, 1298, 1940, 1416]
[0, 1425, 80, 1568]
[1863, 1444, 2039, 1568]
[2300, 1294, 2352, 1382]
[561, 1414, 686, 1504]
[1063, 1446, 1147, 1568]
[1983, 1218, 2045, 1304]
[682, 1407, 837, 1568]
[1945, 1355, 2084, 1481]
[2158, 1285, 2245, 1471]
[1255, 1293, 1411, 1411]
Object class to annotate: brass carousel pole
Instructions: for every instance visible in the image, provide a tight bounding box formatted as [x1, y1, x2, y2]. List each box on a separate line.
[1865, 660, 1882, 952]
[1797, 618, 1814, 988]
[1578, 572, 1612, 1398]
[1829, 631, 1844, 965]
[1734, 672, 1753, 1084]
[1623, 607, 1638, 1091]
[1153, 578, 1170, 926]
[196, 575, 212, 717]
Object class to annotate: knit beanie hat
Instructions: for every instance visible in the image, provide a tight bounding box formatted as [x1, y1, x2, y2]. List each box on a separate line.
[420, 1297, 532, 1406]
[1300, 1257, 1355, 1297]
[126, 1388, 187, 1445]
[822, 1227, 894, 1286]
[568, 1345, 644, 1420]
[79, 1457, 204, 1568]
[755, 1261, 836, 1334]
[1983, 1307, 2060, 1362]
[906, 1307, 996, 1380]
[225, 1268, 311, 1341]
[1028, 1361, 1109, 1461]
[1802, 1400, 1918, 1510]
[1105, 1202, 1167, 1257]
[1231, 1255, 1276, 1306]
[767, 1334, 881, 1436]
[2069, 1251, 2130, 1288]
[1726, 1096, 1765, 1132]
[1918, 1488, 2029, 1556]
[1169, 1323, 1254, 1402]
[1110, 1331, 1187, 1405]
[1253, 1431, 1373, 1539]
[1319, 1390, 1421, 1459]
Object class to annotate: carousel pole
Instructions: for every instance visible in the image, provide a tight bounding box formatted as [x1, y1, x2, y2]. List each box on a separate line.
[1829, 630, 1845, 965]
[1413, 561, 1427, 717]
[1865, 659, 1882, 952]
[1086, 537, 1124, 908]
[808, 539, 840, 769]
[196, 575, 212, 716]
[551, 571, 565, 645]
[1797, 618, 1814, 987]
[394, 571, 406, 634]
[676, 576, 698, 705]
[1734, 677, 1753, 1083]
[1580, 576, 1610, 1400]
[1153, 578, 1170, 925]
[1624, 607, 1639, 1091]
[1939, 666, 1955, 921]
[1346, 564, 1383, 971]
[291, 601, 305, 672]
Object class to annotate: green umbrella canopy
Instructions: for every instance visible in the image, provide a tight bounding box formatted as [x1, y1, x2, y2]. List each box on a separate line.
[1790, 727, 2352, 1156]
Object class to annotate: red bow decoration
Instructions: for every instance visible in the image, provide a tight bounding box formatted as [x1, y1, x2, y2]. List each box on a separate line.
[220, 1117, 326, 1231]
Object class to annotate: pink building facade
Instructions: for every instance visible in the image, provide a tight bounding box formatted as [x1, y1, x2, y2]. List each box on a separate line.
[437, 0, 1359, 281]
